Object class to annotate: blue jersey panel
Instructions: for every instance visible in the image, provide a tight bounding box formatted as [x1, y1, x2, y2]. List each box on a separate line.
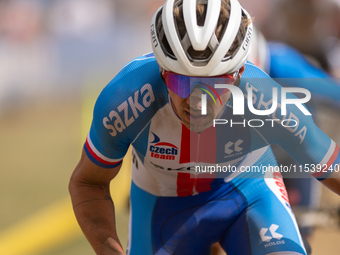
[88, 56, 168, 163]
[128, 182, 158, 255]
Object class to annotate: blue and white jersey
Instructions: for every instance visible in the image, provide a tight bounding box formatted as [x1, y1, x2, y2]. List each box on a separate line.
[84, 53, 340, 197]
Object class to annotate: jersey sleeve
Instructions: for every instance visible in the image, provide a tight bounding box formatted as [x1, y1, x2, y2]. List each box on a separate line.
[241, 63, 340, 180]
[84, 54, 168, 169]
[84, 83, 131, 169]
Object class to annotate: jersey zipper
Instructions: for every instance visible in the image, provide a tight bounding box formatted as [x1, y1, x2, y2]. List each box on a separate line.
[192, 132, 201, 195]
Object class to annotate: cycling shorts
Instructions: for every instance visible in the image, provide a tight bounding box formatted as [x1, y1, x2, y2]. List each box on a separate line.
[127, 152, 307, 255]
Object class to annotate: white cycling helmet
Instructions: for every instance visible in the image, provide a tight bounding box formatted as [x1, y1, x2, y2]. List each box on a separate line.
[247, 27, 270, 73]
[150, 0, 253, 76]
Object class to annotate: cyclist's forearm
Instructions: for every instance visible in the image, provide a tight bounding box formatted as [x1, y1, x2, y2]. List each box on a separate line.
[69, 182, 125, 255]
[321, 166, 340, 196]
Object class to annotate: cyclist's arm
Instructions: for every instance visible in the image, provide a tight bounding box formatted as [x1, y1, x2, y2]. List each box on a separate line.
[320, 168, 340, 195]
[241, 63, 340, 194]
[69, 148, 125, 255]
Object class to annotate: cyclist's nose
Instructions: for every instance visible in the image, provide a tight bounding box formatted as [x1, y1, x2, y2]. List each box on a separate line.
[187, 88, 203, 110]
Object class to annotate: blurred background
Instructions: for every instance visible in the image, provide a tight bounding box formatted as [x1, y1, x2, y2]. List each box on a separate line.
[0, 0, 339, 255]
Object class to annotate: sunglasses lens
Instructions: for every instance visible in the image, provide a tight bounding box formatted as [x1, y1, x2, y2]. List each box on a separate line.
[163, 72, 191, 98]
[163, 71, 236, 99]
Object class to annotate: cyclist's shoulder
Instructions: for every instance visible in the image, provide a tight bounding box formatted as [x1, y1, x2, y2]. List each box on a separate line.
[243, 60, 271, 78]
[91, 53, 168, 138]
[240, 61, 314, 125]
[240, 61, 276, 94]
[104, 52, 160, 94]
[95, 53, 167, 111]
[119, 52, 158, 76]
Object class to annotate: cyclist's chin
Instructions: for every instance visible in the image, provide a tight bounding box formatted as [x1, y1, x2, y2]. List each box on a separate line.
[187, 123, 211, 132]
[185, 114, 214, 132]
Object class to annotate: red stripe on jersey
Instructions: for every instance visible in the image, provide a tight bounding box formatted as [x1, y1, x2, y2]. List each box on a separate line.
[195, 173, 214, 193]
[198, 126, 217, 163]
[177, 172, 195, 196]
[191, 126, 217, 193]
[312, 144, 339, 177]
[179, 124, 198, 163]
[85, 139, 121, 166]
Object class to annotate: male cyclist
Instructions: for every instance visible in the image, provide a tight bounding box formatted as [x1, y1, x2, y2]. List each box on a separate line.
[69, 0, 340, 255]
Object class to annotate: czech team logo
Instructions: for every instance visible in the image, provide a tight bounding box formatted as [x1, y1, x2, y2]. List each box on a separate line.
[149, 132, 178, 160]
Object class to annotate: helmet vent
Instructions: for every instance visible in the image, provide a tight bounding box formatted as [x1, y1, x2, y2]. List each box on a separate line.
[156, 8, 177, 60]
[223, 9, 248, 61]
[187, 46, 212, 62]
[174, 2, 186, 40]
[196, 3, 207, 27]
[216, 0, 229, 42]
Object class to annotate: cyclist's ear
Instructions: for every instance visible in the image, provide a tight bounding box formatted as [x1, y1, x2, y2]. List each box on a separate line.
[159, 66, 166, 84]
[234, 64, 245, 87]
[238, 64, 245, 77]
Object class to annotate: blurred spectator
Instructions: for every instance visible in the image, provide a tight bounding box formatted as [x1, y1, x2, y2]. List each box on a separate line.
[46, 0, 118, 86]
[0, 0, 59, 113]
[114, 0, 164, 21]
[48, 0, 115, 38]
[0, 0, 167, 116]
[260, 0, 340, 74]
[0, 0, 42, 42]
[239, 0, 273, 27]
